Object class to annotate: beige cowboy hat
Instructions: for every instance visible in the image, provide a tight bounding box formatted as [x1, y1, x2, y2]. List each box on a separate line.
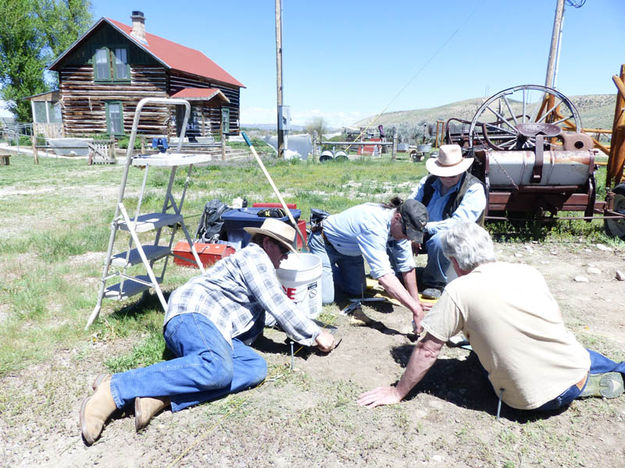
[244, 218, 297, 252]
[425, 144, 474, 177]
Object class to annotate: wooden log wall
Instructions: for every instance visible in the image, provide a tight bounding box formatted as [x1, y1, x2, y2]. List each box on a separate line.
[59, 65, 170, 136]
[192, 104, 226, 137]
[169, 72, 241, 135]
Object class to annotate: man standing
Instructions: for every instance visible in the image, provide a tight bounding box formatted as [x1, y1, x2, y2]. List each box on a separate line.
[80, 219, 336, 445]
[410, 144, 486, 299]
[308, 198, 429, 325]
[358, 222, 624, 411]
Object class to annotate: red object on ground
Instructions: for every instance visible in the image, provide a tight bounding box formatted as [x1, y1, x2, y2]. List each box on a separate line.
[173, 241, 235, 268]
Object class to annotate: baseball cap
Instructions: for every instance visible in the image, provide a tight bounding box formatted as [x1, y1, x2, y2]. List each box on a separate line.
[399, 199, 428, 243]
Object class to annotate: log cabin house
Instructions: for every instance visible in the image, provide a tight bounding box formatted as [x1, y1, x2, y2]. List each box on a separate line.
[46, 11, 244, 140]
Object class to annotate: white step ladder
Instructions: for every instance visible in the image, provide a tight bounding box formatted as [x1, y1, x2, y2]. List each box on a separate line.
[86, 98, 212, 328]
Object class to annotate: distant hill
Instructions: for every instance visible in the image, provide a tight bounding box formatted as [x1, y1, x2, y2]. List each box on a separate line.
[353, 94, 617, 130]
[241, 123, 305, 132]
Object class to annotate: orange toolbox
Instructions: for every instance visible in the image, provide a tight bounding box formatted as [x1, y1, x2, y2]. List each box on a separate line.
[173, 241, 235, 268]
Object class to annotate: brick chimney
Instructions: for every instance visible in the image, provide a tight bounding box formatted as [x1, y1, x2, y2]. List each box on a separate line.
[130, 11, 147, 44]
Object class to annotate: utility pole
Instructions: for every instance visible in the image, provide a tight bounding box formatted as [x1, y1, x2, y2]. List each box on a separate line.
[275, 0, 285, 159]
[545, 0, 566, 89]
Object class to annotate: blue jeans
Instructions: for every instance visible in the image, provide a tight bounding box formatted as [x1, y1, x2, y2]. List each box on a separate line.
[421, 231, 449, 290]
[535, 349, 625, 411]
[110, 313, 267, 412]
[308, 231, 366, 304]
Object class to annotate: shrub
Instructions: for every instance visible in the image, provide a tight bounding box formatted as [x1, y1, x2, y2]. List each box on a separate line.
[9, 135, 33, 146]
[116, 135, 142, 149]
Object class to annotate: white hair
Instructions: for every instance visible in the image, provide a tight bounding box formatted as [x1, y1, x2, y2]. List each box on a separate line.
[440, 222, 496, 272]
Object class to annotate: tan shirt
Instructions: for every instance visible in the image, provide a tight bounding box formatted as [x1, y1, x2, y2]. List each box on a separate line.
[422, 262, 590, 410]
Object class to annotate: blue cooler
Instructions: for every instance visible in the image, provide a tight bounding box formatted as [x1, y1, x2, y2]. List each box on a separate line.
[222, 207, 301, 249]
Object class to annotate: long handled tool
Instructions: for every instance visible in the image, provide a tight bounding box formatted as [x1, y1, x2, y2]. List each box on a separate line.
[241, 131, 307, 250]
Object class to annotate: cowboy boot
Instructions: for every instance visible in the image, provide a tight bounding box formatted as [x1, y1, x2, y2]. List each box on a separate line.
[79, 375, 117, 445]
[134, 396, 170, 432]
[91, 373, 107, 391]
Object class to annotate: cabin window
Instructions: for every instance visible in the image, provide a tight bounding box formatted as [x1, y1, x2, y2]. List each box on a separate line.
[94, 47, 130, 82]
[221, 107, 230, 134]
[51, 102, 61, 123]
[106, 102, 124, 135]
[94, 48, 110, 80]
[32, 101, 61, 124]
[114, 48, 129, 80]
[33, 102, 48, 123]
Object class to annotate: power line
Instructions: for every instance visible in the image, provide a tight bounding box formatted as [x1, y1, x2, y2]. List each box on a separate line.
[353, 3, 480, 145]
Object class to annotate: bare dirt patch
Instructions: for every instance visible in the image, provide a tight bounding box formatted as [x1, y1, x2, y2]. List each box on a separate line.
[1, 241, 624, 466]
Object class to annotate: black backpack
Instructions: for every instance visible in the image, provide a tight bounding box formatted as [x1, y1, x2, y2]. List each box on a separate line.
[195, 199, 228, 243]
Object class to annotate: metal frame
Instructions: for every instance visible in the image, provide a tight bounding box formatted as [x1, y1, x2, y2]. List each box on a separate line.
[87, 97, 211, 328]
[440, 82, 625, 236]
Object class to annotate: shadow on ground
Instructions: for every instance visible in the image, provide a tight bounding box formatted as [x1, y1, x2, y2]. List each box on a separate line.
[109, 290, 173, 320]
[391, 344, 568, 423]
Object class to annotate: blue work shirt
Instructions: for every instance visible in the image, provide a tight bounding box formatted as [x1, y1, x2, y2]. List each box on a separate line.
[410, 175, 486, 235]
[321, 203, 415, 279]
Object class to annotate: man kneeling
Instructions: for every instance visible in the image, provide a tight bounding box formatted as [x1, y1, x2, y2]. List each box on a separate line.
[358, 222, 624, 411]
[80, 219, 335, 445]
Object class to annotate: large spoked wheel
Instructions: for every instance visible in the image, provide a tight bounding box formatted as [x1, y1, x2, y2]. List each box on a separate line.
[469, 84, 582, 150]
[605, 184, 625, 240]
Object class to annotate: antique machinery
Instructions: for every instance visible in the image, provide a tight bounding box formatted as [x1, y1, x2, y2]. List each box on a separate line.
[443, 83, 625, 239]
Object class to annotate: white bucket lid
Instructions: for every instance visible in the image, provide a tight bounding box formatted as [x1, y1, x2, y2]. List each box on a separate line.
[278, 253, 321, 273]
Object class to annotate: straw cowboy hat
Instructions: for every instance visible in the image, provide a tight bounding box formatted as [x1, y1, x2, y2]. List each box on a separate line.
[425, 144, 474, 177]
[244, 218, 297, 252]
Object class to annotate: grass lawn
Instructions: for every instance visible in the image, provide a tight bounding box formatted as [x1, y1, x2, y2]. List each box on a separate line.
[2, 151, 625, 466]
[0, 152, 621, 375]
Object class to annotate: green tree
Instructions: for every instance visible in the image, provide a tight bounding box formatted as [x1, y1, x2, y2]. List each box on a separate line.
[0, 0, 91, 122]
[304, 116, 328, 141]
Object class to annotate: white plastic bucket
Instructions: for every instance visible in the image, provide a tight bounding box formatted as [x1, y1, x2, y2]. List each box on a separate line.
[276, 253, 322, 319]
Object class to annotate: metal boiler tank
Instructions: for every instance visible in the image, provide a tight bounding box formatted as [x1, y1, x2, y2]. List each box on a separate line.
[486, 149, 594, 188]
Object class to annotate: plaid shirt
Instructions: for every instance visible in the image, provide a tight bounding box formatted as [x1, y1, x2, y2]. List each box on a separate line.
[165, 243, 320, 347]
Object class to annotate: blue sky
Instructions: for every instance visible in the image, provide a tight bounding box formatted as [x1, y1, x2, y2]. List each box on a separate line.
[3, 1, 623, 127]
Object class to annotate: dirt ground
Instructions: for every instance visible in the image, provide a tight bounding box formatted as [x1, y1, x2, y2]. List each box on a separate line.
[1, 241, 624, 467]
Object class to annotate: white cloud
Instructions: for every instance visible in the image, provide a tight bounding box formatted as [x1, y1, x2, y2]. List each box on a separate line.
[240, 106, 276, 125]
[240, 105, 369, 128]
[291, 109, 369, 128]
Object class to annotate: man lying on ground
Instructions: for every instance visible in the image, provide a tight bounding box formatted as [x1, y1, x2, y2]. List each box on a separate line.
[80, 218, 336, 445]
[358, 221, 624, 412]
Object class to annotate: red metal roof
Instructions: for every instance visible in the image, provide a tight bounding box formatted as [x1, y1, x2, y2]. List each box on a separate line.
[108, 19, 244, 88]
[49, 17, 244, 88]
[171, 87, 230, 102]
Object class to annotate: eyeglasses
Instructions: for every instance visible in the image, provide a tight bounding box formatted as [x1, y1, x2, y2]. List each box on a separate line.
[275, 241, 291, 256]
